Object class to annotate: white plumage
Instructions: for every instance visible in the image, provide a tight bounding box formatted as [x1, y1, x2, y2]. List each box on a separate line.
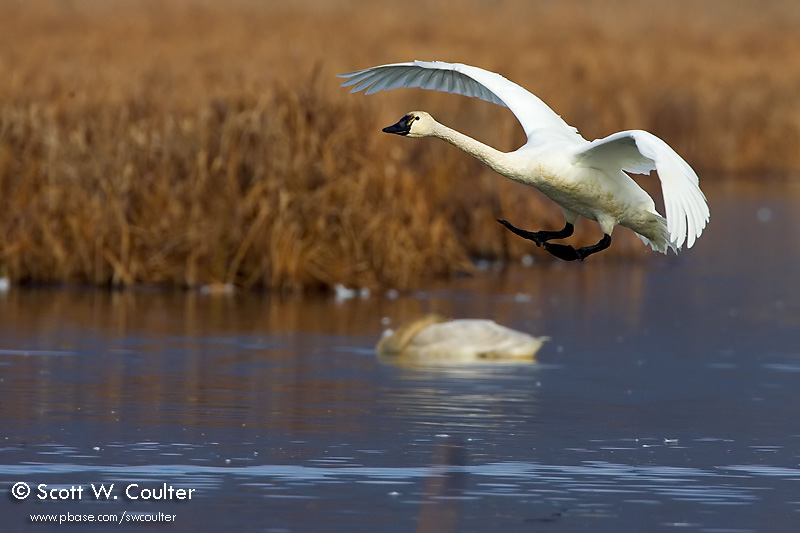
[376, 314, 547, 366]
[340, 60, 709, 260]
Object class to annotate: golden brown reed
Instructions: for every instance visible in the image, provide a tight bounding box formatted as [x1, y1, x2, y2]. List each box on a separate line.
[1, 0, 799, 290]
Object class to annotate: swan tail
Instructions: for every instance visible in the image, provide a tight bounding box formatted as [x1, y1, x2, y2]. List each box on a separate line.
[635, 214, 677, 254]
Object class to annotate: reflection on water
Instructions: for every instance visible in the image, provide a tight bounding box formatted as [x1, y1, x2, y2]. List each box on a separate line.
[1, 183, 800, 532]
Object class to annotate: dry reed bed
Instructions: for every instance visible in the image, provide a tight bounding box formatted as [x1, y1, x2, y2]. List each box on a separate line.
[1, 0, 799, 290]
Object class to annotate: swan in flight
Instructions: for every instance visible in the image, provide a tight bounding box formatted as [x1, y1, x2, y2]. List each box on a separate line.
[339, 61, 709, 260]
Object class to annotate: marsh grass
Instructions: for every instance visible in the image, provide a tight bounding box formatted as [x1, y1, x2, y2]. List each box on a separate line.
[1, 0, 799, 290]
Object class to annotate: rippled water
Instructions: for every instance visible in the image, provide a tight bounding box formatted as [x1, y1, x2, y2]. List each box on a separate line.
[1, 183, 800, 532]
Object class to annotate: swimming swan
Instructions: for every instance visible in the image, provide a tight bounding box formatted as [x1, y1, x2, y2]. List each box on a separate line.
[376, 314, 547, 365]
[339, 61, 709, 260]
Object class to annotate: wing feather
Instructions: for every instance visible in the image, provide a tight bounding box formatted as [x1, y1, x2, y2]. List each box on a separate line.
[574, 130, 709, 249]
[339, 60, 579, 139]
[365, 68, 406, 94]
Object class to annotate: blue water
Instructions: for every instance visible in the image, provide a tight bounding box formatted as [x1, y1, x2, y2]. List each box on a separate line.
[1, 183, 799, 532]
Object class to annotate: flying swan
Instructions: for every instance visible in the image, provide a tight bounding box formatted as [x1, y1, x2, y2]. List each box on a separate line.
[339, 61, 709, 260]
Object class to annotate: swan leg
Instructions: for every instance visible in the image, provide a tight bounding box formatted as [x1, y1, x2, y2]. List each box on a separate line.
[496, 220, 574, 247]
[544, 234, 612, 261]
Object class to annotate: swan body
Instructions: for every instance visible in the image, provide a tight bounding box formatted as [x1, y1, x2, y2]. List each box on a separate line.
[376, 314, 547, 365]
[339, 60, 709, 260]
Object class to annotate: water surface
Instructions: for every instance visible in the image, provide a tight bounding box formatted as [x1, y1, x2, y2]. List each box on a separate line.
[1, 183, 799, 532]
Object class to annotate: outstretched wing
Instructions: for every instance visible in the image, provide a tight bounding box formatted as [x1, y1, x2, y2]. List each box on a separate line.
[574, 130, 709, 249]
[339, 60, 579, 140]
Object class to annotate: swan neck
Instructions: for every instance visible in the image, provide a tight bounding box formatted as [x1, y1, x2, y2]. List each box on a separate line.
[431, 122, 509, 174]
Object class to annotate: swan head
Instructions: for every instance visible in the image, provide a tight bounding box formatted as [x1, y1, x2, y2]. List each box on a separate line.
[382, 111, 435, 138]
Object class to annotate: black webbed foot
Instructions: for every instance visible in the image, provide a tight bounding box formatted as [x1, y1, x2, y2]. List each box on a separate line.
[544, 243, 582, 261]
[498, 219, 612, 262]
[496, 219, 544, 246]
[544, 234, 612, 262]
[496, 220, 574, 247]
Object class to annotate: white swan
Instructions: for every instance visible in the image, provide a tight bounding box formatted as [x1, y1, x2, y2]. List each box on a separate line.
[339, 61, 709, 260]
[376, 314, 547, 366]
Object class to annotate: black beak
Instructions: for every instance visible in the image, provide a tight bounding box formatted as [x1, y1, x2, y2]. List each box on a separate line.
[382, 115, 414, 135]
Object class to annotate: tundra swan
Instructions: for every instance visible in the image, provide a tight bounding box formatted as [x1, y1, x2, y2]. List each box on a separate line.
[339, 61, 709, 260]
[376, 314, 548, 365]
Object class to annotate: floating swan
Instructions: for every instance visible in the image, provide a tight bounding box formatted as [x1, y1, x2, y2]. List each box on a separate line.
[340, 61, 709, 260]
[376, 314, 548, 366]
